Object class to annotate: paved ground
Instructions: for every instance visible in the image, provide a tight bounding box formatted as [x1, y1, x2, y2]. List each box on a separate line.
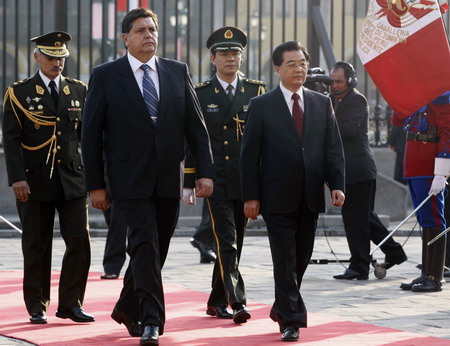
[0, 222, 449, 345]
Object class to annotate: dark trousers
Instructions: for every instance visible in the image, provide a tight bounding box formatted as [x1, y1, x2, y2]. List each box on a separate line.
[115, 196, 179, 334]
[192, 200, 215, 250]
[18, 197, 90, 314]
[263, 197, 318, 329]
[207, 198, 247, 309]
[102, 201, 128, 275]
[342, 180, 405, 275]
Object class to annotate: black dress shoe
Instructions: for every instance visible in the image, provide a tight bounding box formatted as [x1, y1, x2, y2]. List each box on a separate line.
[383, 252, 408, 270]
[411, 277, 442, 292]
[190, 239, 216, 263]
[140, 325, 159, 345]
[400, 274, 426, 290]
[206, 305, 233, 319]
[233, 305, 251, 324]
[30, 311, 47, 324]
[56, 307, 95, 322]
[281, 326, 299, 341]
[101, 273, 119, 279]
[111, 307, 143, 337]
[444, 270, 450, 278]
[333, 268, 368, 280]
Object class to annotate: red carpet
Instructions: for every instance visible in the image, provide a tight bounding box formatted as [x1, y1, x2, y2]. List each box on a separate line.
[0, 271, 448, 345]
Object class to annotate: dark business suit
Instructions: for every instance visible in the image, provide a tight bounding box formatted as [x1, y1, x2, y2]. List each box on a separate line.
[333, 89, 405, 275]
[81, 55, 214, 332]
[240, 86, 345, 329]
[2, 72, 90, 314]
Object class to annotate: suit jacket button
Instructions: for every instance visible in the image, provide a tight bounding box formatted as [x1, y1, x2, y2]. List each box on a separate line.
[57, 159, 61, 164]
[223, 125, 227, 130]
[225, 156, 230, 160]
[224, 141, 229, 145]
[57, 131, 62, 136]
[56, 117, 61, 121]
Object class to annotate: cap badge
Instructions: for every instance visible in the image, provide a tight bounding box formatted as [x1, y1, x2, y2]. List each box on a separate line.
[224, 30, 233, 39]
[54, 41, 62, 48]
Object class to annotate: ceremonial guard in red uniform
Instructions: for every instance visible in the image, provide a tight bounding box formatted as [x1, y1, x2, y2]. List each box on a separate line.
[393, 91, 450, 292]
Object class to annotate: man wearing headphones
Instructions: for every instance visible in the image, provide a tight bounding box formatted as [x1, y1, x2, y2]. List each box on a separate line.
[330, 61, 407, 280]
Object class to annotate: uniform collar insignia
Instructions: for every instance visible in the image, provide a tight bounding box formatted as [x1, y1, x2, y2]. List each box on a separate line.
[241, 86, 245, 93]
[63, 85, 70, 95]
[36, 85, 45, 95]
[215, 87, 220, 94]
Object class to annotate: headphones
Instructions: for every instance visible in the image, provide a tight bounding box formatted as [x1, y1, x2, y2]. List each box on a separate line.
[332, 61, 358, 90]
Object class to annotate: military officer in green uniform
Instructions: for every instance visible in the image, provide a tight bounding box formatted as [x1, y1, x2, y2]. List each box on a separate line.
[183, 26, 266, 324]
[2, 32, 94, 324]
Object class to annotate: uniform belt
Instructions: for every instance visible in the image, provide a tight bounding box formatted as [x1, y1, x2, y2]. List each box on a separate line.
[406, 132, 439, 143]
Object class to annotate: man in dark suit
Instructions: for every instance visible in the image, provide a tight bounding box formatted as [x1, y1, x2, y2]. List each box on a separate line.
[240, 41, 345, 342]
[329, 61, 407, 281]
[183, 26, 266, 324]
[81, 8, 214, 345]
[2, 32, 94, 324]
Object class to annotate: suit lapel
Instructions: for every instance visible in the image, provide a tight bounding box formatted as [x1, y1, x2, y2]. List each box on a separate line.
[272, 86, 302, 144]
[117, 56, 153, 125]
[58, 76, 70, 114]
[224, 75, 246, 124]
[155, 58, 172, 126]
[302, 88, 314, 143]
[210, 76, 232, 116]
[33, 73, 56, 113]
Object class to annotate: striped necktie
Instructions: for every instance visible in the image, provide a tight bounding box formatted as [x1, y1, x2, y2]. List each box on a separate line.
[226, 84, 234, 102]
[140, 64, 159, 124]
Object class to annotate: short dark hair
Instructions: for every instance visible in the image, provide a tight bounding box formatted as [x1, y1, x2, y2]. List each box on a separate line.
[272, 41, 310, 66]
[121, 7, 158, 34]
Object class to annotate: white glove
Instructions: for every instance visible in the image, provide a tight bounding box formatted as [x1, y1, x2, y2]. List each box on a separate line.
[182, 188, 196, 205]
[429, 175, 447, 195]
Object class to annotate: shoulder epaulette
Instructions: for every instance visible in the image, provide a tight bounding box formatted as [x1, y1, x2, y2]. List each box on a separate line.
[66, 77, 87, 87]
[243, 78, 266, 86]
[194, 80, 211, 89]
[11, 77, 32, 88]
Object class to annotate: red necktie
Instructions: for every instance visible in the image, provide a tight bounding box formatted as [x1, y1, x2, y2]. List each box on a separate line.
[292, 93, 304, 137]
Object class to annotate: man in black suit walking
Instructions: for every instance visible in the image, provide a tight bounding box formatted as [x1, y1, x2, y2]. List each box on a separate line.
[329, 61, 407, 281]
[81, 8, 214, 345]
[240, 41, 345, 341]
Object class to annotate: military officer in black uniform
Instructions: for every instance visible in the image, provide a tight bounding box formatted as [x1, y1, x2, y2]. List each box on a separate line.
[2, 32, 94, 324]
[183, 26, 266, 324]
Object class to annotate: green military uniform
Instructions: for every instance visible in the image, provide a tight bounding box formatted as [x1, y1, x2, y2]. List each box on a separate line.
[184, 26, 266, 318]
[2, 32, 91, 319]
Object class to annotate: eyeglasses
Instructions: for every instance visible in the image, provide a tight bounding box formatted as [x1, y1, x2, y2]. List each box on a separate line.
[282, 62, 308, 70]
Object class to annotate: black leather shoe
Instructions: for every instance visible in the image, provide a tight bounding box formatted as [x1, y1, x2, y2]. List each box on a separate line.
[30, 311, 47, 324]
[111, 307, 142, 337]
[400, 274, 426, 290]
[190, 239, 216, 263]
[444, 270, 450, 278]
[333, 268, 368, 280]
[411, 277, 442, 292]
[206, 305, 233, 319]
[56, 307, 95, 322]
[140, 325, 159, 345]
[233, 305, 251, 324]
[383, 252, 408, 270]
[281, 326, 299, 341]
[101, 273, 119, 279]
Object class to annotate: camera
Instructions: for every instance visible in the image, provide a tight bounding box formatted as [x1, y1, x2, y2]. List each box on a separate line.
[305, 67, 331, 95]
